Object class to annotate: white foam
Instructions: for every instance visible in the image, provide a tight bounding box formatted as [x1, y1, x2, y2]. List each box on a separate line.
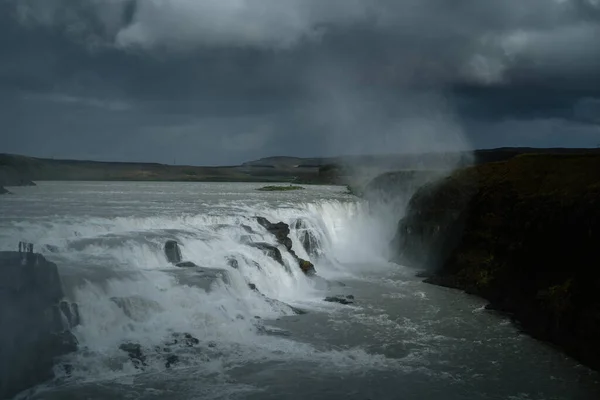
[2, 188, 409, 383]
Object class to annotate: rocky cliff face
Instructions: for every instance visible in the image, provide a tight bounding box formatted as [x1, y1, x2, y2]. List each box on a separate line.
[0, 250, 78, 399]
[394, 154, 600, 371]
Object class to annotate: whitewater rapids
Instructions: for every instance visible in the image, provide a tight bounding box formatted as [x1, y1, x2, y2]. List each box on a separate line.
[1, 181, 598, 400]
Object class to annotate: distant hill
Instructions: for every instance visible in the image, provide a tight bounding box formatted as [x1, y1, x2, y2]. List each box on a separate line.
[2, 147, 600, 187]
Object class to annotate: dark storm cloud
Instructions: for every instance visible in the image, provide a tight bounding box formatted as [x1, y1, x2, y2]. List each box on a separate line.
[1, 0, 600, 165]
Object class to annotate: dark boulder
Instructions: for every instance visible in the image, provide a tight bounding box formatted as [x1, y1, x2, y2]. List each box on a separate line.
[58, 300, 81, 329]
[324, 295, 355, 305]
[294, 219, 321, 257]
[0, 186, 10, 195]
[241, 224, 255, 234]
[282, 237, 293, 251]
[119, 343, 147, 369]
[165, 354, 179, 369]
[256, 217, 291, 243]
[256, 216, 318, 276]
[226, 257, 239, 269]
[166, 332, 200, 348]
[176, 261, 199, 268]
[0, 249, 78, 399]
[164, 241, 201, 269]
[164, 240, 183, 264]
[248, 242, 285, 266]
[298, 259, 316, 276]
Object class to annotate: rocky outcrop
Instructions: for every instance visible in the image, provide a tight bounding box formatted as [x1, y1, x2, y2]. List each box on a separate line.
[248, 242, 285, 266]
[256, 217, 316, 275]
[119, 332, 202, 370]
[0, 247, 78, 399]
[164, 240, 204, 268]
[294, 219, 321, 258]
[0, 186, 10, 195]
[394, 154, 600, 371]
[324, 295, 355, 305]
[164, 240, 183, 264]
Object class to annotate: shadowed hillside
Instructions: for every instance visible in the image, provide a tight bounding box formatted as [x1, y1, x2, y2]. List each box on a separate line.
[394, 153, 600, 370]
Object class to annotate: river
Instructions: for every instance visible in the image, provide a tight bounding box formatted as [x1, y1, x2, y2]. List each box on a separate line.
[1, 182, 598, 400]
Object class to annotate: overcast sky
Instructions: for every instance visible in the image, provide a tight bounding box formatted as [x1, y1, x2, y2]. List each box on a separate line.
[2, 0, 600, 165]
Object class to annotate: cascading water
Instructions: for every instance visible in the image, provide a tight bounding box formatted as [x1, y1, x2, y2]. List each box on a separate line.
[2, 182, 598, 400]
[1, 182, 398, 394]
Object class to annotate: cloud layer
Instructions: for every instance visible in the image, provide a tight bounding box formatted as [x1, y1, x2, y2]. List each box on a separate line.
[2, 0, 600, 164]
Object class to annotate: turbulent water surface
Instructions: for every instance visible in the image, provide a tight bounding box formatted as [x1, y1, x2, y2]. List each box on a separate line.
[1, 182, 599, 400]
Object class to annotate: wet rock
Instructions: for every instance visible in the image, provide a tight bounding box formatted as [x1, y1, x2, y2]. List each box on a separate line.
[298, 259, 316, 276]
[294, 219, 321, 257]
[248, 242, 284, 266]
[324, 295, 355, 305]
[62, 363, 74, 376]
[164, 240, 182, 264]
[256, 217, 290, 238]
[119, 343, 147, 368]
[0, 250, 78, 399]
[241, 225, 255, 233]
[59, 300, 81, 329]
[165, 354, 179, 369]
[167, 332, 200, 348]
[226, 257, 239, 269]
[289, 305, 308, 315]
[183, 333, 200, 347]
[256, 216, 318, 276]
[176, 261, 199, 268]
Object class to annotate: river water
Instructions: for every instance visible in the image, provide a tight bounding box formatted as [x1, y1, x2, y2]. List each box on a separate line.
[1, 182, 598, 400]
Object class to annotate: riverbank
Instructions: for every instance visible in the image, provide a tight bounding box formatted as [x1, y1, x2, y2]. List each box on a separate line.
[394, 154, 600, 371]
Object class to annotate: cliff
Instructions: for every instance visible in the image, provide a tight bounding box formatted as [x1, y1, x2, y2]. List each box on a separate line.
[0, 249, 79, 399]
[394, 154, 600, 371]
